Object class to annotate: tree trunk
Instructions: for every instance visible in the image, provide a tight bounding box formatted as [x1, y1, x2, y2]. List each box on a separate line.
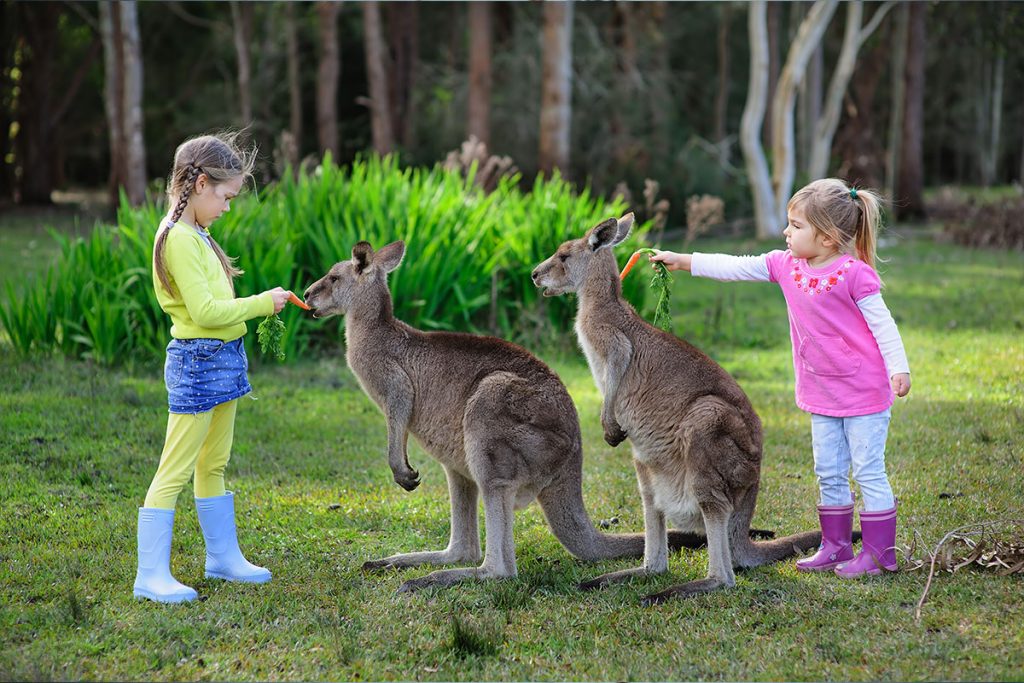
[809, 1, 893, 180]
[387, 2, 419, 149]
[897, 0, 926, 219]
[644, 2, 669, 163]
[284, 2, 302, 165]
[15, 2, 60, 204]
[809, 0, 862, 180]
[764, 1, 780, 149]
[230, 1, 253, 126]
[363, 1, 394, 155]
[538, 0, 573, 178]
[316, 1, 341, 160]
[799, 42, 822, 177]
[834, 25, 890, 188]
[714, 2, 731, 144]
[608, 1, 637, 167]
[885, 2, 908, 203]
[119, 1, 146, 205]
[99, 0, 146, 207]
[99, 1, 128, 206]
[980, 51, 1004, 186]
[467, 1, 493, 145]
[740, 0, 777, 238]
[769, 0, 839, 229]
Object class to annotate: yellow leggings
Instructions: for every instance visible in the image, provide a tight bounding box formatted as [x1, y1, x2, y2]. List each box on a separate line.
[144, 400, 238, 509]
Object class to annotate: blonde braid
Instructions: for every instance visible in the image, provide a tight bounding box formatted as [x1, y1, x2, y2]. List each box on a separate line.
[154, 163, 203, 294]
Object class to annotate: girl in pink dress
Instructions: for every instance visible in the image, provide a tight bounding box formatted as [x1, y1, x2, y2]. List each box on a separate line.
[650, 178, 910, 578]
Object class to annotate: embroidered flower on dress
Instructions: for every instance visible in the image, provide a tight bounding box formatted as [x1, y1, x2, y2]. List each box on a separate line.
[790, 260, 853, 297]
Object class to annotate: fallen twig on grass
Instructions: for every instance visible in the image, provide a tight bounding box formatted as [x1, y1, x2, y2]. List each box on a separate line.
[899, 519, 1024, 624]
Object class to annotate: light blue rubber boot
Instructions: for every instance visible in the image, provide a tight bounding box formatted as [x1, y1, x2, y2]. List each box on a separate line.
[133, 507, 198, 603]
[195, 491, 271, 583]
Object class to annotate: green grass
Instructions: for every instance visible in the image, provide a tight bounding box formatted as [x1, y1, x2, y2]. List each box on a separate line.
[1, 218, 1022, 680]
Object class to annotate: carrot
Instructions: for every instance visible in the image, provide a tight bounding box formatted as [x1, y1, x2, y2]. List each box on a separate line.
[620, 248, 660, 280]
[288, 292, 311, 310]
[619, 250, 644, 280]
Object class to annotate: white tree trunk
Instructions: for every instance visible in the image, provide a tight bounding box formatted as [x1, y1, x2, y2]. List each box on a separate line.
[539, 0, 573, 177]
[740, 0, 777, 238]
[769, 0, 839, 230]
[809, 1, 893, 180]
[981, 51, 1004, 186]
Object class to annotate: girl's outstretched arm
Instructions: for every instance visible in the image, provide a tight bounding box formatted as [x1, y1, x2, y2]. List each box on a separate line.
[659, 251, 772, 282]
[648, 250, 693, 272]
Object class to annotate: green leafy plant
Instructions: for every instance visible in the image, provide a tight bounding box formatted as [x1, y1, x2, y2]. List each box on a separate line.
[256, 314, 286, 361]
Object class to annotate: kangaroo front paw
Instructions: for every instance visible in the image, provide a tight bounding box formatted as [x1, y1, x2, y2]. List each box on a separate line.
[393, 469, 421, 491]
[603, 424, 627, 447]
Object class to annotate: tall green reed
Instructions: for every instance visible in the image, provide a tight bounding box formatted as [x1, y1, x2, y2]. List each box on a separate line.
[0, 156, 653, 364]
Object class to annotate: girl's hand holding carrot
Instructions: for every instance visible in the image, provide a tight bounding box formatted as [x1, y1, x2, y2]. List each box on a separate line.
[647, 250, 693, 273]
[266, 287, 291, 314]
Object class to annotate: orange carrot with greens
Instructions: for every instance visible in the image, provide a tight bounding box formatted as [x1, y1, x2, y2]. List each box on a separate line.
[288, 292, 311, 310]
[618, 247, 674, 332]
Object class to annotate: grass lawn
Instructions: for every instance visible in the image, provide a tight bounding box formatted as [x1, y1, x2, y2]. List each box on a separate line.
[1, 215, 1022, 681]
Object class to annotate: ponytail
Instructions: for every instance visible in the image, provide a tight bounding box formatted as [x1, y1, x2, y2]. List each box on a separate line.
[850, 186, 883, 271]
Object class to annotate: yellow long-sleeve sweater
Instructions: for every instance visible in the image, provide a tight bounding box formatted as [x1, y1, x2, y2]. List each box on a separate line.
[154, 222, 274, 341]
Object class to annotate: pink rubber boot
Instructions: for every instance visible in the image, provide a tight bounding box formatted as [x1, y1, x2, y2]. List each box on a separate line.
[795, 501, 855, 572]
[835, 505, 898, 578]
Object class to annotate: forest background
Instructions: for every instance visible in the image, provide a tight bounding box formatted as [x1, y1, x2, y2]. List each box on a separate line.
[3, 0, 1022, 229]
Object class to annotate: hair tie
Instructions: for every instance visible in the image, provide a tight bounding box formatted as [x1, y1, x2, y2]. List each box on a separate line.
[849, 187, 858, 200]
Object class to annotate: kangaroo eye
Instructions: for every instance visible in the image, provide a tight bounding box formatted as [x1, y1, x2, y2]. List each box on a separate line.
[559, 253, 569, 263]
[329, 275, 338, 283]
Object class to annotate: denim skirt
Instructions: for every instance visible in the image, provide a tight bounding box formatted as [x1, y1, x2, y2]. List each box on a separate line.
[164, 337, 252, 414]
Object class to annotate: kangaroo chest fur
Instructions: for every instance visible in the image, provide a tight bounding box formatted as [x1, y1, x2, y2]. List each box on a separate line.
[574, 319, 608, 395]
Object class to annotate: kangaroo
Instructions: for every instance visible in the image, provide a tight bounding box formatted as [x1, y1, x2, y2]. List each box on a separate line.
[303, 240, 729, 593]
[532, 214, 823, 604]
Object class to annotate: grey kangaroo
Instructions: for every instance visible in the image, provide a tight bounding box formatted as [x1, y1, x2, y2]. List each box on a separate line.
[303, 240, 736, 593]
[532, 214, 823, 604]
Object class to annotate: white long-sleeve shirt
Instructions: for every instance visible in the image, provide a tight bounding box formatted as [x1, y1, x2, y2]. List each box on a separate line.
[692, 252, 910, 379]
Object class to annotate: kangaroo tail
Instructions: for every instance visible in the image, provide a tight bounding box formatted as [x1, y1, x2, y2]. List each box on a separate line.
[537, 477, 645, 560]
[733, 530, 823, 568]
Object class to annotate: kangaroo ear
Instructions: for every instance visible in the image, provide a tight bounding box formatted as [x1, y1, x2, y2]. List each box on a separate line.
[352, 241, 374, 273]
[587, 217, 622, 251]
[375, 240, 406, 273]
[615, 212, 635, 243]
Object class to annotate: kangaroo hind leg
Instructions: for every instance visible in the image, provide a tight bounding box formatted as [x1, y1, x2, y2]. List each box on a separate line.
[641, 499, 735, 606]
[364, 467, 482, 571]
[397, 479, 516, 593]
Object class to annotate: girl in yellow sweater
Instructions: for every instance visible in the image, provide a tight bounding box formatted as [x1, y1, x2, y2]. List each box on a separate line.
[134, 133, 292, 603]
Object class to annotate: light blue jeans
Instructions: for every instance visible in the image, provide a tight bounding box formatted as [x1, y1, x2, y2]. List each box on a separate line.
[811, 408, 895, 511]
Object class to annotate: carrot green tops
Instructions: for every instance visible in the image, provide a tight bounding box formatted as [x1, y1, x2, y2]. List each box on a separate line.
[153, 222, 274, 341]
